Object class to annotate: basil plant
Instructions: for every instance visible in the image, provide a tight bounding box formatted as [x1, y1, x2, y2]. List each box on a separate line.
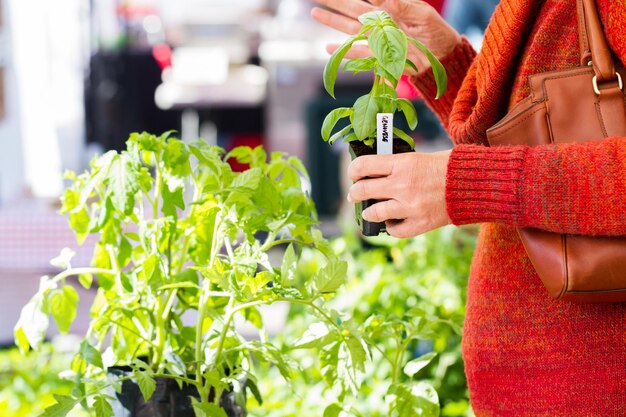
[322, 10, 448, 148]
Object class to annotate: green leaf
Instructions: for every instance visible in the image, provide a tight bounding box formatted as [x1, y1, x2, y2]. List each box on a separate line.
[369, 26, 407, 82]
[79, 339, 104, 369]
[321, 108, 352, 141]
[329, 125, 353, 145]
[135, 371, 156, 401]
[358, 10, 395, 27]
[324, 403, 343, 417]
[93, 395, 114, 417]
[49, 286, 79, 334]
[294, 322, 335, 349]
[344, 57, 377, 74]
[396, 99, 418, 130]
[405, 59, 419, 73]
[108, 154, 140, 216]
[69, 208, 90, 244]
[232, 167, 263, 190]
[324, 35, 366, 98]
[14, 292, 49, 351]
[408, 37, 448, 99]
[404, 352, 437, 377]
[40, 394, 79, 417]
[388, 382, 440, 417]
[393, 128, 415, 149]
[352, 94, 381, 140]
[314, 260, 347, 294]
[192, 402, 229, 417]
[161, 183, 185, 217]
[79, 273, 93, 289]
[342, 132, 359, 143]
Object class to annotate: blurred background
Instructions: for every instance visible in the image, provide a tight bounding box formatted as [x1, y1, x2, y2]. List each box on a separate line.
[0, 1, 495, 412]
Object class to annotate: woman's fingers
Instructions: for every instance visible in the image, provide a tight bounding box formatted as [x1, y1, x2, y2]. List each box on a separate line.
[348, 155, 395, 182]
[313, 0, 375, 20]
[326, 44, 373, 59]
[385, 219, 420, 239]
[348, 177, 393, 203]
[311, 7, 362, 35]
[362, 200, 405, 223]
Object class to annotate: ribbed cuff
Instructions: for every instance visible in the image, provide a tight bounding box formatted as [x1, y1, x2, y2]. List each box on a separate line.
[409, 37, 477, 126]
[446, 144, 528, 225]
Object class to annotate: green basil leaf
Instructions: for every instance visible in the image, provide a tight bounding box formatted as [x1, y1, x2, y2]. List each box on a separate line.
[352, 94, 382, 140]
[369, 26, 407, 82]
[79, 339, 104, 369]
[396, 98, 418, 130]
[324, 35, 366, 98]
[40, 395, 79, 417]
[405, 59, 419, 74]
[358, 10, 395, 27]
[344, 57, 377, 74]
[329, 125, 353, 145]
[321, 107, 352, 141]
[408, 37, 448, 99]
[393, 128, 416, 149]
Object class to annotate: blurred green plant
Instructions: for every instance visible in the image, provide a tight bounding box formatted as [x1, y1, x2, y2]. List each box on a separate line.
[0, 342, 87, 417]
[248, 226, 477, 417]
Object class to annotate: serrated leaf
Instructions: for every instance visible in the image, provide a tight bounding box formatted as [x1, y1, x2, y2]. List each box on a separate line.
[79, 339, 104, 369]
[49, 285, 79, 334]
[314, 260, 347, 294]
[192, 401, 229, 417]
[388, 382, 440, 417]
[40, 395, 79, 417]
[404, 352, 437, 377]
[324, 35, 367, 98]
[108, 154, 140, 215]
[14, 293, 49, 351]
[294, 322, 335, 349]
[408, 37, 447, 99]
[281, 244, 297, 287]
[94, 395, 114, 417]
[135, 371, 156, 401]
[321, 108, 352, 141]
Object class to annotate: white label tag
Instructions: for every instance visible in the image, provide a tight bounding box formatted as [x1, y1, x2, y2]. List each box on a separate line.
[377, 113, 393, 155]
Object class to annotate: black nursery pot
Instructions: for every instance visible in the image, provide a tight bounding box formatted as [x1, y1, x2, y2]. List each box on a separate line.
[107, 368, 246, 417]
[349, 139, 414, 237]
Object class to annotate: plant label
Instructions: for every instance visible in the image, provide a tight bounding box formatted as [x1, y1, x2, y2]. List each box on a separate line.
[377, 113, 393, 155]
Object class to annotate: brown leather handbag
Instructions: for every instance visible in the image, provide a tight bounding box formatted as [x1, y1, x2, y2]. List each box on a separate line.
[485, 0, 626, 302]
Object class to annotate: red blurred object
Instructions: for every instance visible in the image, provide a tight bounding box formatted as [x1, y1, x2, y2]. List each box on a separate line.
[427, 0, 445, 13]
[116, 4, 158, 18]
[227, 134, 264, 172]
[152, 44, 172, 70]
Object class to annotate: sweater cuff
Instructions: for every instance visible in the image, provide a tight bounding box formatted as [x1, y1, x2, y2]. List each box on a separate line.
[446, 144, 528, 225]
[409, 37, 476, 126]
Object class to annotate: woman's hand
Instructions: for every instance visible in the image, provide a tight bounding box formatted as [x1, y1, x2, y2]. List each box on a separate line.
[311, 0, 461, 75]
[347, 150, 452, 238]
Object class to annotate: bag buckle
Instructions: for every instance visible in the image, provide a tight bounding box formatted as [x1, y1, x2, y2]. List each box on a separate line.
[592, 72, 623, 95]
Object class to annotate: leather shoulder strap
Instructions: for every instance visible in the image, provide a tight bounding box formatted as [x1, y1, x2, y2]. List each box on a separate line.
[577, 0, 616, 82]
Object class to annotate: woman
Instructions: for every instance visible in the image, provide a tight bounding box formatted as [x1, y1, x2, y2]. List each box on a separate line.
[312, 0, 626, 415]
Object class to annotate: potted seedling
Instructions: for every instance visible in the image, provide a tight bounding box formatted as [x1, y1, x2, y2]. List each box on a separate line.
[321, 10, 447, 236]
[14, 132, 350, 417]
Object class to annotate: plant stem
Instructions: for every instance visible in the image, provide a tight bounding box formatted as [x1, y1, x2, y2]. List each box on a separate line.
[51, 268, 117, 285]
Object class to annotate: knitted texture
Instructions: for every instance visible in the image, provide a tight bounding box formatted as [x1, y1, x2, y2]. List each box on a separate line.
[412, 0, 626, 415]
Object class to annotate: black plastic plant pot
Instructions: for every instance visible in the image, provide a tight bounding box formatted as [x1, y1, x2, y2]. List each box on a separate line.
[349, 139, 414, 237]
[107, 368, 246, 417]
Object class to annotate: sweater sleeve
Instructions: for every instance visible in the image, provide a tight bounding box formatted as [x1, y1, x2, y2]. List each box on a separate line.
[409, 37, 476, 128]
[445, 138, 626, 236]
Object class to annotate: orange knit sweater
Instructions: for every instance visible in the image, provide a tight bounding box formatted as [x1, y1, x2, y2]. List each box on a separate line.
[412, 0, 626, 415]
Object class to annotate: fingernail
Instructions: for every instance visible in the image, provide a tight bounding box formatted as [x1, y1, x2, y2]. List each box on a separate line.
[362, 209, 369, 221]
[347, 194, 353, 203]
